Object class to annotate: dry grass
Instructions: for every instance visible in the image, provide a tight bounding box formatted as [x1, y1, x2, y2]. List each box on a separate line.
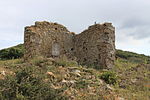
[0, 58, 149, 100]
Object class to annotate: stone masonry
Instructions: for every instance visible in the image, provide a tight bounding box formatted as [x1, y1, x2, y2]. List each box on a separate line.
[24, 21, 115, 69]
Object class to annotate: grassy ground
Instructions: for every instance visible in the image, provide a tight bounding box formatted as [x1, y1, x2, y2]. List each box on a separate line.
[0, 44, 149, 100]
[113, 58, 150, 100]
[0, 57, 149, 100]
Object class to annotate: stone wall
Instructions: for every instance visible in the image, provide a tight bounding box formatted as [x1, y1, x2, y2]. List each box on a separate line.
[24, 21, 74, 60]
[74, 23, 115, 69]
[24, 21, 115, 69]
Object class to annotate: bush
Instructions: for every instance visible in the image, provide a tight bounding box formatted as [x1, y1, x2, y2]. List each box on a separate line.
[0, 67, 67, 100]
[100, 71, 117, 85]
[0, 44, 24, 60]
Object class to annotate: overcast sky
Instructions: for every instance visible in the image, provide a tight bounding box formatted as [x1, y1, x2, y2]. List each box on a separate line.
[0, 0, 150, 55]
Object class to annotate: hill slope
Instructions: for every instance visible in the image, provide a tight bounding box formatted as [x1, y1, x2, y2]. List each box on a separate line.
[0, 44, 149, 100]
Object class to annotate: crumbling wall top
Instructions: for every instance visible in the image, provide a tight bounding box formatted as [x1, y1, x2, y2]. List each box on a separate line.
[88, 22, 114, 29]
[25, 21, 71, 34]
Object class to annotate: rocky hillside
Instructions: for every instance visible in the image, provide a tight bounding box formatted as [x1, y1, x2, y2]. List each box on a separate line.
[0, 44, 149, 100]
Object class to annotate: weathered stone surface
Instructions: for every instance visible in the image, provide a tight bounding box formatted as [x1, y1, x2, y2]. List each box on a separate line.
[24, 21, 74, 60]
[24, 21, 115, 69]
[74, 23, 115, 69]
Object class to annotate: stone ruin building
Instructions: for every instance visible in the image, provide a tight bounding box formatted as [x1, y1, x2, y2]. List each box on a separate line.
[24, 21, 115, 69]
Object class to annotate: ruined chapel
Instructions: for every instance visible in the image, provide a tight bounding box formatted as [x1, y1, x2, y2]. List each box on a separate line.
[24, 21, 115, 69]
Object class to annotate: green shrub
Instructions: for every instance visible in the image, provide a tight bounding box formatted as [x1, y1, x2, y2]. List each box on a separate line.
[100, 71, 117, 85]
[0, 67, 68, 100]
[0, 44, 24, 60]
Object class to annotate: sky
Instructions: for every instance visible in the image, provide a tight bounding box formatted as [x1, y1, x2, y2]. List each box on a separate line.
[0, 0, 150, 55]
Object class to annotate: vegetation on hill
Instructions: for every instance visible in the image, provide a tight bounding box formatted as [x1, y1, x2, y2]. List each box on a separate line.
[0, 57, 149, 100]
[0, 66, 67, 100]
[0, 44, 24, 60]
[0, 57, 120, 100]
[0, 44, 149, 100]
[116, 49, 150, 64]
